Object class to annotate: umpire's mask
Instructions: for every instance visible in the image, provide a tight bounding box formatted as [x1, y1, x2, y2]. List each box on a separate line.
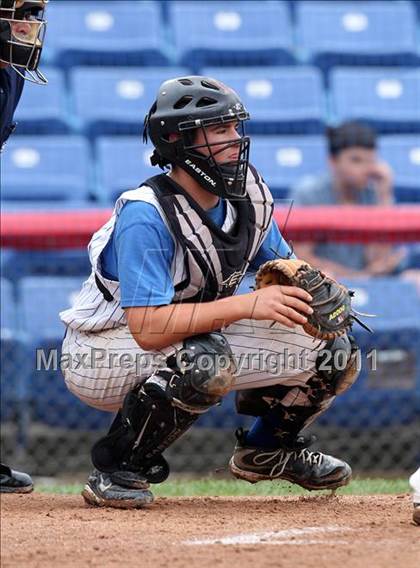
[0, 0, 48, 85]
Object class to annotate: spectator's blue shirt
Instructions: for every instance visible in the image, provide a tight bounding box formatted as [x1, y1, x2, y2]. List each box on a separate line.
[101, 198, 291, 308]
[0, 67, 25, 150]
[289, 174, 380, 270]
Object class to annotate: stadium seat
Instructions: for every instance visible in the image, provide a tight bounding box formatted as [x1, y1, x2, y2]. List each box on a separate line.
[319, 278, 420, 429]
[297, 1, 419, 71]
[1, 249, 91, 284]
[379, 135, 420, 203]
[0, 278, 17, 330]
[412, 0, 420, 15]
[96, 137, 158, 203]
[202, 67, 326, 134]
[171, 1, 294, 70]
[0, 279, 30, 423]
[19, 276, 86, 339]
[13, 68, 69, 134]
[250, 135, 328, 199]
[346, 278, 420, 325]
[19, 276, 111, 430]
[71, 67, 189, 136]
[43, 1, 169, 67]
[331, 68, 420, 133]
[1, 136, 91, 202]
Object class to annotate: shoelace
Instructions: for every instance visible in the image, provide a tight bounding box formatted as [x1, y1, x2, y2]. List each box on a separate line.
[252, 448, 324, 479]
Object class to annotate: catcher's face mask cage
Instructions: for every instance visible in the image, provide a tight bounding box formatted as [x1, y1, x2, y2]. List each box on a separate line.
[0, 0, 48, 85]
[144, 76, 251, 199]
[178, 114, 251, 199]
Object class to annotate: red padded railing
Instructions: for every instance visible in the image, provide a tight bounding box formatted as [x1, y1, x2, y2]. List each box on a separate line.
[1, 206, 419, 249]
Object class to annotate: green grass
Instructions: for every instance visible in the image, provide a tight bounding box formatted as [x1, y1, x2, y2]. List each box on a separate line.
[36, 477, 410, 497]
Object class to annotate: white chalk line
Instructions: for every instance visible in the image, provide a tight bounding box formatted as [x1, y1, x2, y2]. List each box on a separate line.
[184, 525, 353, 546]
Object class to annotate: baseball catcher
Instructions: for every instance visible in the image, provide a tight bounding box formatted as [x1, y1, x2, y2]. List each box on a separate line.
[60, 75, 363, 508]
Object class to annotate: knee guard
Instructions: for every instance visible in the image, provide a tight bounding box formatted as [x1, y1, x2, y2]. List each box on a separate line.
[91, 332, 236, 482]
[235, 334, 361, 442]
[236, 334, 361, 415]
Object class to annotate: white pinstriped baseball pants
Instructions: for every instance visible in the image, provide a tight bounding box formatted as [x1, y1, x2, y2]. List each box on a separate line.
[61, 320, 326, 412]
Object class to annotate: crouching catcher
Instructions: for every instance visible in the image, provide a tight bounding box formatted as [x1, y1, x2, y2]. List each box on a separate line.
[60, 75, 365, 508]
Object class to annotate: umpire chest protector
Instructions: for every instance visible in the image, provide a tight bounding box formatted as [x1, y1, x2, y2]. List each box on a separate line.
[145, 166, 272, 302]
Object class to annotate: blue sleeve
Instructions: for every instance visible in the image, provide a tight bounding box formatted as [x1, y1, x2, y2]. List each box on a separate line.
[249, 219, 295, 270]
[114, 201, 176, 308]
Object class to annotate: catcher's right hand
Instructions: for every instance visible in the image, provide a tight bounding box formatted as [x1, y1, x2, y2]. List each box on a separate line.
[246, 282, 314, 329]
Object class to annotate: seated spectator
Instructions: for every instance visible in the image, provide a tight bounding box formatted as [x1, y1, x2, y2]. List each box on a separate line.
[290, 121, 406, 279]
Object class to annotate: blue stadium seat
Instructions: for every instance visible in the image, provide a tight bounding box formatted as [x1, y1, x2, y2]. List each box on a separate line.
[171, 1, 294, 70]
[1, 249, 91, 284]
[412, 0, 420, 16]
[44, 1, 169, 67]
[202, 67, 325, 134]
[379, 135, 420, 203]
[250, 135, 328, 199]
[20, 276, 85, 338]
[19, 276, 111, 429]
[346, 278, 420, 326]
[319, 278, 420, 428]
[331, 68, 420, 133]
[71, 67, 189, 136]
[297, 1, 418, 71]
[1, 136, 91, 201]
[96, 137, 158, 203]
[0, 278, 17, 330]
[0, 279, 30, 423]
[13, 69, 69, 134]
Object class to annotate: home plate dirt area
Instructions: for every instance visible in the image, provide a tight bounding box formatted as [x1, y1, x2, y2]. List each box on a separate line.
[1, 494, 419, 568]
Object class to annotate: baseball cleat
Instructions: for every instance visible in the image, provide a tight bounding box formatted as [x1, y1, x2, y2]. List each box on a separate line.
[82, 469, 154, 509]
[0, 464, 34, 493]
[229, 429, 352, 490]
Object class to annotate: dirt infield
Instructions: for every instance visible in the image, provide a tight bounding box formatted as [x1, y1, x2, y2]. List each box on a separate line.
[1, 493, 419, 568]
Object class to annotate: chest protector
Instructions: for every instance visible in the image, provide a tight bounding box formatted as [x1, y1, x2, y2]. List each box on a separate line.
[60, 165, 272, 333]
[145, 168, 271, 303]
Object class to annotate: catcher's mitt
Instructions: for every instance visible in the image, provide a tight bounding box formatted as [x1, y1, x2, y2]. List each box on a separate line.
[255, 258, 371, 340]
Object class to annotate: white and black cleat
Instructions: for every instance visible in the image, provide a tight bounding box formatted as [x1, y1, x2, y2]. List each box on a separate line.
[229, 429, 352, 491]
[82, 469, 154, 509]
[0, 464, 34, 494]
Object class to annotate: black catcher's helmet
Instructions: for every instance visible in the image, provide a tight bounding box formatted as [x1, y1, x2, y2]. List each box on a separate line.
[143, 75, 250, 199]
[0, 0, 48, 84]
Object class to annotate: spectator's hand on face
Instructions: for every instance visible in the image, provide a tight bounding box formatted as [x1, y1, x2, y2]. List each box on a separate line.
[369, 161, 393, 204]
[366, 247, 406, 276]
